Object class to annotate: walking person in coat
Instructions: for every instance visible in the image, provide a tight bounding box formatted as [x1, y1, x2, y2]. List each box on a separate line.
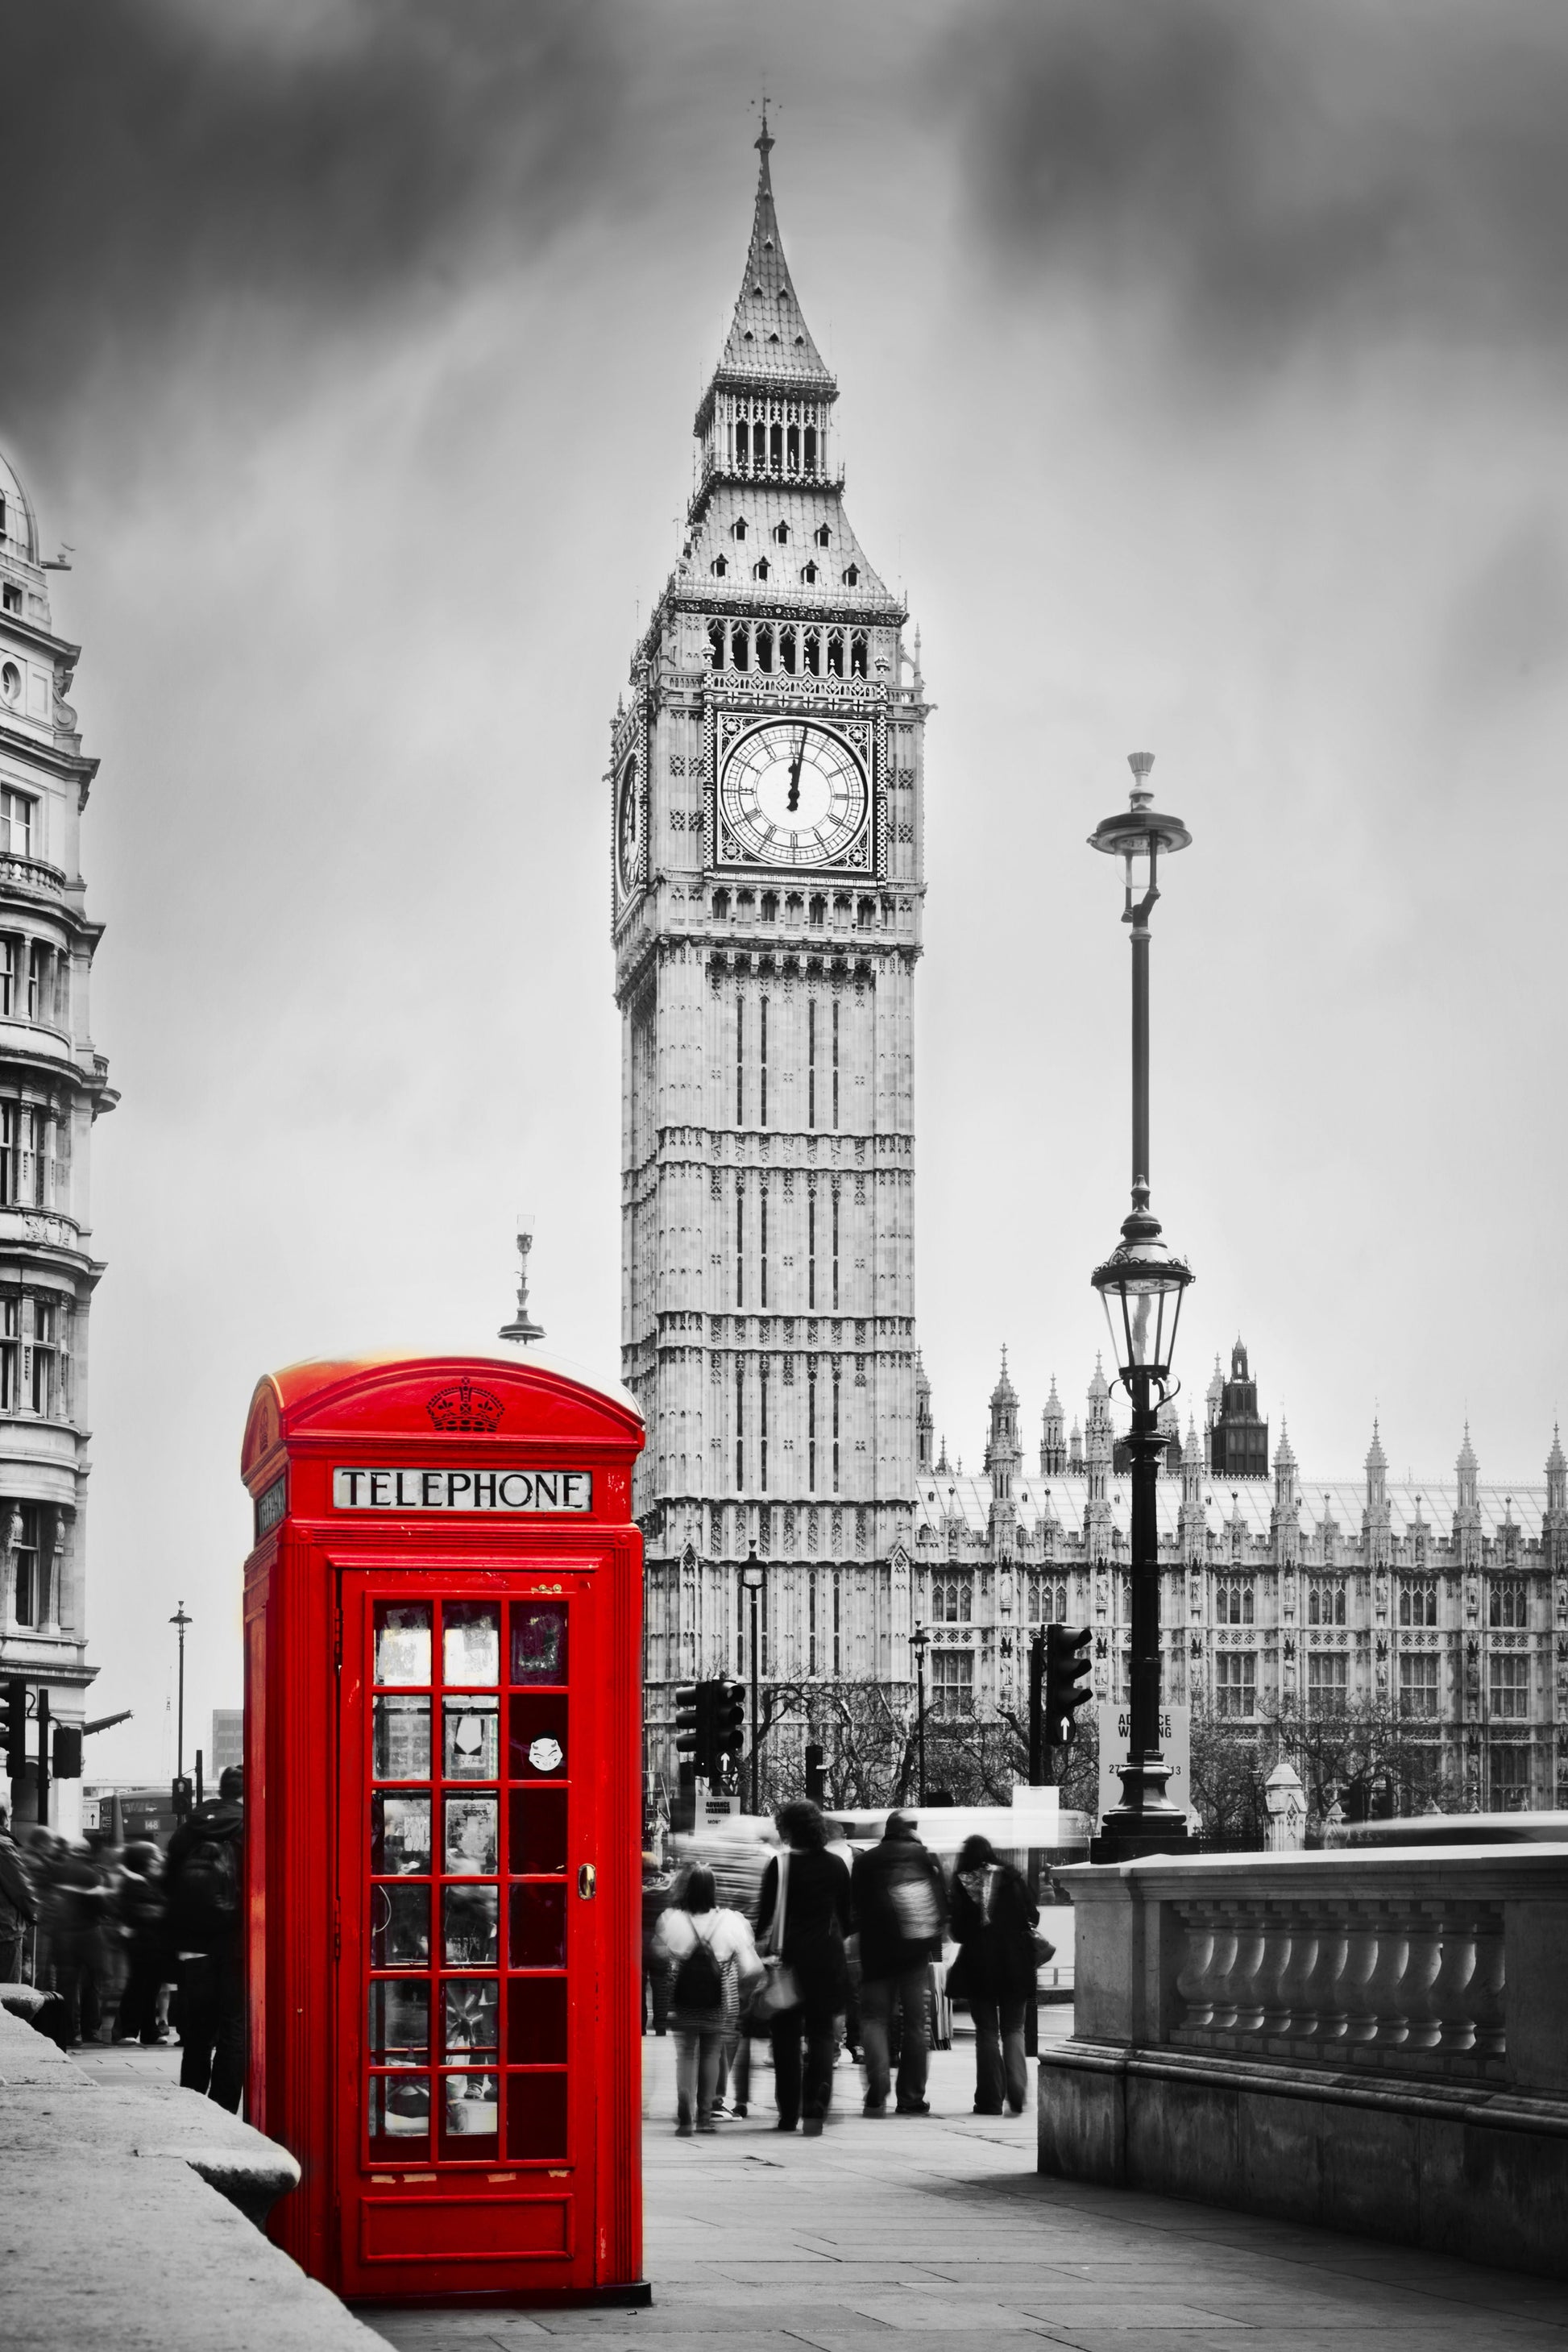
[850, 1811, 946, 2116]
[652, 1864, 761, 2134]
[165, 1766, 245, 2109]
[754, 1799, 851, 2137]
[112, 1842, 171, 2045]
[0, 1802, 36, 1984]
[947, 1834, 1042, 2117]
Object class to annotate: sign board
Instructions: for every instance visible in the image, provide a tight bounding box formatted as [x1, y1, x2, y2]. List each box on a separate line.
[699, 1793, 741, 1827]
[331, 1466, 592, 1512]
[1097, 1701, 1192, 1826]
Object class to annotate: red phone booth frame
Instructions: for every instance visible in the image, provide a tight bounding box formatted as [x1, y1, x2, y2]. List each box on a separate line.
[239, 1354, 646, 2305]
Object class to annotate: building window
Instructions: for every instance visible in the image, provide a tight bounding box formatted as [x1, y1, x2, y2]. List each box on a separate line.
[1489, 1652, 1530, 1719]
[1307, 1578, 1346, 1627]
[800, 561, 818, 584]
[10, 1503, 41, 1626]
[0, 790, 33, 860]
[1217, 1578, 1254, 1626]
[931, 1649, 973, 1717]
[710, 556, 728, 578]
[1489, 1579, 1528, 1629]
[931, 1576, 972, 1624]
[1215, 1652, 1256, 1719]
[0, 939, 13, 1016]
[31, 1300, 56, 1417]
[731, 517, 748, 541]
[1491, 1743, 1531, 1811]
[843, 565, 860, 587]
[26, 942, 47, 1022]
[0, 1300, 17, 1410]
[1400, 1578, 1437, 1628]
[1399, 1652, 1440, 1718]
[1307, 1650, 1348, 1711]
[1027, 1576, 1068, 1623]
[772, 521, 789, 544]
[815, 524, 831, 547]
[753, 558, 769, 581]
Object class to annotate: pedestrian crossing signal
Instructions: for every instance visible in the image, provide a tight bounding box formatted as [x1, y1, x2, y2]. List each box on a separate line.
[1, 1678, 26, 1781]
[1044, 1624, 1094, 1748]
[713, 1681, 745, 1761]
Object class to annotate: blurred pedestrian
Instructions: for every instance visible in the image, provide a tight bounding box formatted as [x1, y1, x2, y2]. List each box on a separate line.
[652, 1864, 761, 2134]
[850, 1811, 945, 2116]
[165, 1765, 245, 2109]
[947, 1835, 1041, 2116]
[641, 1864, 673, 2036]
[0, 1802, 36, 1983]
[754, 1799, 850, 2137]
[34, 1832, 106, 2047]
[113, 1841, 170, 2044]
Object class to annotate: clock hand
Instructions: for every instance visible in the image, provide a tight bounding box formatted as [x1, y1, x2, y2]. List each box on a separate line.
[786, 727, 806, 813]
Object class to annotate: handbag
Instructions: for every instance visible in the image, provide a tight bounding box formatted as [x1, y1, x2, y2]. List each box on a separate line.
[750, 1848, 801, 2018]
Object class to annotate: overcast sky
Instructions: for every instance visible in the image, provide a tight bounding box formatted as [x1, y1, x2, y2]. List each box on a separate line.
[5, 0, 1566, 1778]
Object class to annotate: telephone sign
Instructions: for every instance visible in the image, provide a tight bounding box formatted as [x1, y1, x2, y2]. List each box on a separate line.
[241, 1354, 646, 2306]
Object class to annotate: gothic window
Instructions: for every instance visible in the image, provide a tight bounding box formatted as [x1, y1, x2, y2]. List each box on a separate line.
[856, 898, 874, 930]
[770, 422, 783, 464]
[850, 629, 868, 677]
[707, 620, 725, 670]
[803, 625, 820, 672]
[780, 624, 797, 674]
[1215, 1652, 1255, 1719]
[786, 424, 799, 470]
[1400, 1653, 1439, 1718]
[1489, 1579, 1528, 1628]
[752, 422, 767, 465]
[1026, 1576, 1068, 1623]
[772, 521, 790, 543]
[801, 562, 819, 585]
[1307, 1578, 1346, 1627]
[753, 560, 770, 583]
[827, 630, 844, 678]
[756, 622, 774, 668]
[931, 1575, 972, 1624]
[1306, 1650, 1349, 1711]
[1399, 1578, 1437, 1627]
[1488, 1653, 1530, 1719]
[760, 893, 778, 923]
[1491, 1743, 1531, 1810]
[815, 525, 831, 547]
[803, 425, 818, 471]
[733, 422, 748, 465]
[732, 517, 749, 541]
[808, 894, 825, 927]
[1217, 1578, 1254, 1626]
[731, 623, 750, 672]
[710, 557, 728, 578]
[711, 889, 729, 921]
[842, 565, 860, 587]
[931, 1649, 973, 1717]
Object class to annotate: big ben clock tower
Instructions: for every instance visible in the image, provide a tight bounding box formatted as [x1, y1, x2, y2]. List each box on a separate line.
[612, 118, 927, 1788]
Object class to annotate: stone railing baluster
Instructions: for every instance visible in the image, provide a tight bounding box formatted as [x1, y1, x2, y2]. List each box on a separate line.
[1259, 1907, 1297, 2038]
[1466, 1914, 1507, 2064]
[1231, 1910, 1270, 2035]
[1206, 1911, 1243, 2034]
[1274, 1908, 1323, 2041]
[1431, 1908, 1478, 2053]
[1313, 1911, 1352, 2044]
[1174, 1906, 1218, 2030]
[1396, 1907, 1445, 2053]
[1341, 1911, 1384, 2044]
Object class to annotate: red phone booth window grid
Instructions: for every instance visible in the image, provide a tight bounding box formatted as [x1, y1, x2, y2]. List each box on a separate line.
[359, 1592, 584, 2170]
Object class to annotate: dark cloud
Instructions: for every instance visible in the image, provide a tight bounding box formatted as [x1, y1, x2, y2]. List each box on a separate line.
[939, 0, 1568, 367]
[0, 0, 637, 465]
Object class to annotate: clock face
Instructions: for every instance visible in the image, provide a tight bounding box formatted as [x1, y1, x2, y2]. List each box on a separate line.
[719, 720, 869, 869]
[616, 754, 640, 897]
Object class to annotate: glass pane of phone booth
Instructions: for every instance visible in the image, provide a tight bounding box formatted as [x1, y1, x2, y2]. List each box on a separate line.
[362, 1593, 578, 2170]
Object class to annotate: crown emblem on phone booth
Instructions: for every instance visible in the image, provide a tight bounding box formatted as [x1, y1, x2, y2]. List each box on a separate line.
[425, 1378, 504, 1433]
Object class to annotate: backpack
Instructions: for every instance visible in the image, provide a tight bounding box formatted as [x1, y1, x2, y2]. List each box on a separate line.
[672, 1919, 724, 2016]
[178, 1832, 239, 1936]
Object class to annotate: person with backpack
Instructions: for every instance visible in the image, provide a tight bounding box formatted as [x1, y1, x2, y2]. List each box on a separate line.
[946, 1833, 1043, 2117]
[652, 1865, 761, 2134]
[850, 1811, 946, 2117]
[164, 1765, 245, 2109]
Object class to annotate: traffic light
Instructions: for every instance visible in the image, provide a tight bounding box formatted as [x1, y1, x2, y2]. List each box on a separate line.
[1, 1678, 26, 1780]
[51, 1722, 82, 1781]
[674, 1684, 703, 1773]
[713, 1682, 745, 1776]
[1043, 1624, 1094, 1748]
[803, 1742, 826, 1804]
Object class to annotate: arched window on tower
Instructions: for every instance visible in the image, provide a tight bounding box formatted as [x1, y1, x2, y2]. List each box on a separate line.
[850, 629, 868, 678]
[779, 624, 797, 675]
[732, 517, 749, 541]
[733, 421, 748, 467]
[753, 421, 767, 466]
[803, 425, 818, 472]
[787, 423, 799, 470]
[756, 623, 774, 671]
[801, 562, 818, 585]
[770, 422, 783, 467]
[803, 628, 820, 674]
[827, 629, 844, 678]
[753, 558, 770, 582]
[842, 564, 860, 587]
[815, 524, 832, 547]
[707, 620, 725, 670]
[711, 557, 728, 578]
[772, 521, 790, 543]
[731, 623, 750, 673]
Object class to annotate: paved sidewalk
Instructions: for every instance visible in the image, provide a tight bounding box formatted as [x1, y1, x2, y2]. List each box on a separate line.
[359, 2035, 1568, 2352]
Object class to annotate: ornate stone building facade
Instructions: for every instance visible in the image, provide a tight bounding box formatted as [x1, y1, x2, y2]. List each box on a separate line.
[916, 1345, 1568, 1811]
[614, 124, 925, 1780]
[0, 450, 115, 1814]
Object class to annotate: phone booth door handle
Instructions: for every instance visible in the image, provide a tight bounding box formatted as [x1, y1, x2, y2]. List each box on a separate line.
[578, 1862, 596, 1900]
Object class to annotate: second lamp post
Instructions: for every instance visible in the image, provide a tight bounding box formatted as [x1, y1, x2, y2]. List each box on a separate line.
[1088, 754, 1197, 1862]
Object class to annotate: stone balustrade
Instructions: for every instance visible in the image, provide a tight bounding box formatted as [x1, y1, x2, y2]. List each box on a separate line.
[1039, 1842, 1568, 2277]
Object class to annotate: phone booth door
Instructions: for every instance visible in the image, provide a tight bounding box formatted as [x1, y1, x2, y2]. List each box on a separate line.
[337, 1570, 596, 2296]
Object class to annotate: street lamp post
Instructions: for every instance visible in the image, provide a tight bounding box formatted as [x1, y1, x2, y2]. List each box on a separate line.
[170, 1600, 193, 1818]
[741, 1545, 764, 1816]
[1088, 754, 1198, 1863]
[910, 1624, 930, 1807]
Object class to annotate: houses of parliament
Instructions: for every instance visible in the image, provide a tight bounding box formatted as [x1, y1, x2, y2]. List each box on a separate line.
[612, 125, 1566, 1815]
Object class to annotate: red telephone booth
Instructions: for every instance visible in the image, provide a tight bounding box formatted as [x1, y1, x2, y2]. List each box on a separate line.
[239, 1354, 646, 2305]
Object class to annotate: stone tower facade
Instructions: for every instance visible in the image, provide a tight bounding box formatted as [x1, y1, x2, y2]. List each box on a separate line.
[612, 124, 927, 1785]
[0, 450, 115, 1819]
